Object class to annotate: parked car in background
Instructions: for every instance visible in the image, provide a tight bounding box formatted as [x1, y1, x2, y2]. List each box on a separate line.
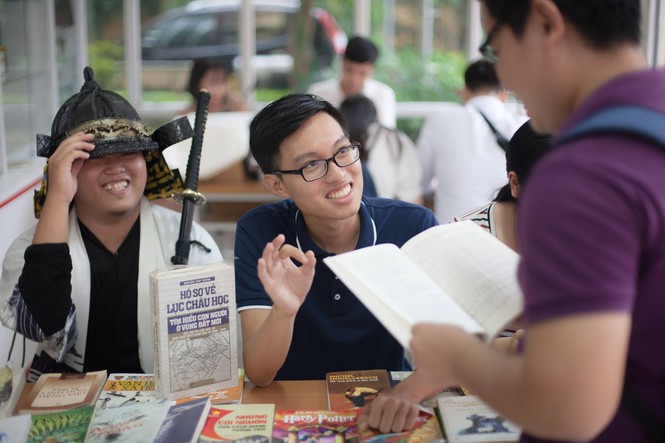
[141, 0, 347, 87]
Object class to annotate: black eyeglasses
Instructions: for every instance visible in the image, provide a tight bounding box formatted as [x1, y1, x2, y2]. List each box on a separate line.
[271, 143, 360, 182]
[478, 20, 502, 63]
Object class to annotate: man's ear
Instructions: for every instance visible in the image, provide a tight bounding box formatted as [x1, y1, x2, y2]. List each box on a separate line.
[531, 0, 566, 46]
[508, 171, 521, 198]
[263, 174, 290, 198]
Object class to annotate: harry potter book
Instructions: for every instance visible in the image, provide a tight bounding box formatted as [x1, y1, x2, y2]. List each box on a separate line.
[324, 221, 523, 349]
[273, 409, 358, 443]
[150, 262, 239, 400]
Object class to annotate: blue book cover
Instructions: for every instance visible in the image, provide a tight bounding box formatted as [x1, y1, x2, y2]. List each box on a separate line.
[154, 397, 211, 443]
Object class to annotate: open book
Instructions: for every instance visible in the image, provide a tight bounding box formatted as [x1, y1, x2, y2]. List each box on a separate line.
[323, 221, 523, 349]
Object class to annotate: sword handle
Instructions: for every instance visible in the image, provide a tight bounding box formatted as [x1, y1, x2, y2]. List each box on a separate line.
[172, 89, 211, 265]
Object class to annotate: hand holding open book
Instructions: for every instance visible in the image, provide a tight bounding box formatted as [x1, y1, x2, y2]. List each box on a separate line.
[324, 221, 523, 349]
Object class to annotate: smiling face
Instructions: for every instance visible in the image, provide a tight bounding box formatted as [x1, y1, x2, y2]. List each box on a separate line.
[264, 112, 364, 228]
[73, 152, 147, 221]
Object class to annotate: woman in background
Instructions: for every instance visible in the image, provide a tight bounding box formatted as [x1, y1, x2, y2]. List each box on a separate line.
[454, 120, 550, 252]
[339, 95, 423, 204]
[179, 58, 246, 115]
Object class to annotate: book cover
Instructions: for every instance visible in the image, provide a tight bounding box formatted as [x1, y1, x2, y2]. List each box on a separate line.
[360, 408, 444, 443]
[273, 409, 358, 443]
[16, 370, 107, 415]
[26, 404, 95, 443]
[96, 373, 159, 409]
[437, 396, 520, 443]
[198, 403, 275, 442]
[0, 413, 31, 443]
[86, 397, 170, 443]
[150, 262, 239, 400]
[326, 369, 391, 410]
[153, 396, 211, 443]
[323, 221, 523, 350]
[174, 368, 245, 405]
[0, 365, 26, 418]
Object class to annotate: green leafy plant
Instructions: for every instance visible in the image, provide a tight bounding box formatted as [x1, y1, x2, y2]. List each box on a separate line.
[88, 40, 123, 88]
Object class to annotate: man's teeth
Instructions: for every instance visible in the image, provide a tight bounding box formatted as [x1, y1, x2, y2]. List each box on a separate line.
[103, 180, 129, 191]
[327, 184, 351, 200]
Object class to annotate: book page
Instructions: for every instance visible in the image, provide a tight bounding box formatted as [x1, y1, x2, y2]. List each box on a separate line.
[324, 244, 484, 349]
[400, 221, 523, 338]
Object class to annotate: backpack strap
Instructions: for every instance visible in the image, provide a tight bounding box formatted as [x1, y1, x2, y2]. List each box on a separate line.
[557, 105, 665, 149]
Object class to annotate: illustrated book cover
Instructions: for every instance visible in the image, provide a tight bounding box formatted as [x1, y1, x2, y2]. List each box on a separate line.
[273, 409, 358, 443]
[0, 365, 26, 418]
[0, 413, 31, 443]
[86, 396, 170, 443]
[96, 373, 159, 409]
[326, 369, 391, 410]
[87, 373, 170, 443]
[150, 262, 239, 400]
[360, 408, 444, 443]
[198, 403, 275, 442]
[15, 370, 107, 415]
[437, 395, 520, 443]
[26, 404, 95, 443]
[323, 221, 523, 349]
[153, 396, 211, 443]
[174, 368, 244, 405]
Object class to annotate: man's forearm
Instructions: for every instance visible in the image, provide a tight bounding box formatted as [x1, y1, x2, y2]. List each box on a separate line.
[242, 307, 297, 387]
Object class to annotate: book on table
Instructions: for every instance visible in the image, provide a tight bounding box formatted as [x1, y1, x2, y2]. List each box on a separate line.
[174, 368, 245, 405]
[86, 398, 170, 443]
[198, 403, 275, 442]
[153, 396, 212, 443]
[326, 369, 391, 410]
[360, 408, 444, 443]
[0, 364, 26, 418]
[87, 373, 171, 443]
[14, 370, 107, 415]
[150, 262, 239, 401]
[27, 404, 96, 443]
[95, 373, 160, 409]
[437, 395, 520, 443]
[0, 413, 31, 442]
[323, 221, 523, 349]
[272, 409, 357, 443]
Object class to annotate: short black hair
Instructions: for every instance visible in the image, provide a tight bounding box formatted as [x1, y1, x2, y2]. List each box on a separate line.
[481, 0, 641, 49]
[249, 93, 348, 174]
[344, 36, 379, 64]
[187, 58, 231, 98]
[494, 120, 551, 202]
[464, 60, 502, 93]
